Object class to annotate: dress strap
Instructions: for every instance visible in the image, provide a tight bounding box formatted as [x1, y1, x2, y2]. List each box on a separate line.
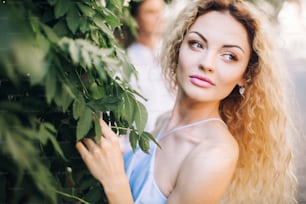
[156, 117, 171, 140]
[158, 118, 226, 141]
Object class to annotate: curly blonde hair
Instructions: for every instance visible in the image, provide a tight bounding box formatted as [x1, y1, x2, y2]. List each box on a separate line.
[160, 0, 297, 203]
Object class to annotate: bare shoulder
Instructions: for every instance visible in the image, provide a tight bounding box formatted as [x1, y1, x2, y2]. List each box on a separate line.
[185, 120, 239, 159]
[188, 121, 239, 173]
[203, 120, 239, 157]
[167, 121, 239, 204]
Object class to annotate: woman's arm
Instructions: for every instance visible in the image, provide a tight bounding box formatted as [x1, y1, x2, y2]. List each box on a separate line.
[76, 118, 134, 204]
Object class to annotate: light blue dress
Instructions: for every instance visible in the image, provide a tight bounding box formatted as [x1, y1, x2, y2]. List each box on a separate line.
[123, 118, 226, 204]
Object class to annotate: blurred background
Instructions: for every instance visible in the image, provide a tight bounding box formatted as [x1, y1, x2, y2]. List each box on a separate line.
[278, 1, 306, 203]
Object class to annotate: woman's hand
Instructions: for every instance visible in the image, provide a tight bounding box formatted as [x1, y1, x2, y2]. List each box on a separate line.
[76, 118, 126, 187]
[76, 118, 134, 204]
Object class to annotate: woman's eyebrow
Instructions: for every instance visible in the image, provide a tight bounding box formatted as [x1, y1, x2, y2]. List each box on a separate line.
[189, 31, 207, 43]
[223, 44, 245, 53]
[189, 31, 245, 54]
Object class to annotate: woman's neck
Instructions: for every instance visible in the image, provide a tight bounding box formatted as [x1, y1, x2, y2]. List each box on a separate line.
[168, 96, 221, 130]
[137, 32, 159, 49]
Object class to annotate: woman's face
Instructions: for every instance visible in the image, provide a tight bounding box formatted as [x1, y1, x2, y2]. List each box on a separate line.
[136, 0, 165, 36]
[177, 11, 251, 103]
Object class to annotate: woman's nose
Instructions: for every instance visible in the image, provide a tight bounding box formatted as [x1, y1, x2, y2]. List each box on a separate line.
[198, 51, 216, 72]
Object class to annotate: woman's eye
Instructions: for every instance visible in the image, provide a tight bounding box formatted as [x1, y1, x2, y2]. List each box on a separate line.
[223, 53, 237, 61]
[188, 40, 203, 49]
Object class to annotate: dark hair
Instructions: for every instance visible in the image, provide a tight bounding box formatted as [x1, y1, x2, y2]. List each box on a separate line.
[130, 0, 168, 17]
[130, 1, 143, 17]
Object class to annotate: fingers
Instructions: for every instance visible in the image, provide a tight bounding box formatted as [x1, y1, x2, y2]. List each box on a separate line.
[76, 141, 89, 159]
[76, 138, 100, 154]
[76, 116, 118, 158]
[99, 118, 117, 140]
[83, 138, 97, 151]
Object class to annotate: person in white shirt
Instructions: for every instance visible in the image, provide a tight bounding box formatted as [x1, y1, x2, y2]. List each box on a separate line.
[127, 0, 174, 133]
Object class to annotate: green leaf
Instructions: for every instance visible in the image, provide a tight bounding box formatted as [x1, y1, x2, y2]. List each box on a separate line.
[30, 164, 57, 203]
[66, 4, 80, 34]
[53, 83, 73, 112]
[44, 122, 57, 133]
[68, 40, 80, 64]
[39, 122, 66, 160]
[54, 0, 69, 18]
[77, 3, 96, 18]
[134, 101, 147, 135]
[45, 68, 57, 104]
[102, 8, 121, 28]
[76, 107, 92, 141]
[53, 20, 69, 37]
[142, 131, 160, 148]
[48, 133, 66, 160]
[61, 84, 74, 112]
[5, 131, 34, 170]
[43, 123, 63, 151]
[87, 96, 120, 111]
[138, 134, 150, 154]
[4, 131, 58, 203]
[72, 94, 86, 120]
[122, 92, 135, 125]
[41, 24, 60, 43]
[109, 0, 123, 13]
[94, 113, 102, 143]
[100, 48, 113, 56]
[38, 123, 53, 145]
[89, 82, 105, 100]
[93, 56, 107, 80]
[99, 96, 121, 109]
[93, 15, 114, 37]
[12, 37, 49, 85]
[129, 130, 138, 152]
[29, 15, 39, 34]
[90, 30, 100, 45]
[79, 18, 89, 33]
[81, 48, 92, 69]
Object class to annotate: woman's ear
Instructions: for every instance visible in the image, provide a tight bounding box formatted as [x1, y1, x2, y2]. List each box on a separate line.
[237, 78, 246, 87]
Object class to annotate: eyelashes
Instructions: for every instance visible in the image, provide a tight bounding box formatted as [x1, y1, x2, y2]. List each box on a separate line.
[187, 40, 239, 62]
[222, 53, 238, 61]
[188, 40, 204, 49]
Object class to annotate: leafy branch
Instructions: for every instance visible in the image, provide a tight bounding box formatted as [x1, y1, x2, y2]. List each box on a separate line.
[0, 0, 154, 203]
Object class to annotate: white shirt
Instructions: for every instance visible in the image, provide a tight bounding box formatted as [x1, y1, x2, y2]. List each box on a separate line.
[127, 42, 174, 133]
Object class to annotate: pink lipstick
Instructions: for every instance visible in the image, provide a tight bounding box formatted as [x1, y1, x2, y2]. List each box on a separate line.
[189, 75, 215, 88]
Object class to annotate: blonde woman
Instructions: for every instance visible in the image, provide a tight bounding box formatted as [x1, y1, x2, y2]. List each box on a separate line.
[76, 0, 297, 203]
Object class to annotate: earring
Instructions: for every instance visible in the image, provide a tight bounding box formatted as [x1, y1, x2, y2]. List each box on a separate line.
[239, 86, 245, 95]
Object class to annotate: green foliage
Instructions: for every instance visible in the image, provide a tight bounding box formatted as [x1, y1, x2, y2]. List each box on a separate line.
[0, 0, 155, 203]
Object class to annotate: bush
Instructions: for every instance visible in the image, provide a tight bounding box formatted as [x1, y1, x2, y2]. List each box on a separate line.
[0, 0, 155, 203]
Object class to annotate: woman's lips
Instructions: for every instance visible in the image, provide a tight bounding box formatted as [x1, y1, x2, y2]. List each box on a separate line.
[189, 75, 215, 88]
